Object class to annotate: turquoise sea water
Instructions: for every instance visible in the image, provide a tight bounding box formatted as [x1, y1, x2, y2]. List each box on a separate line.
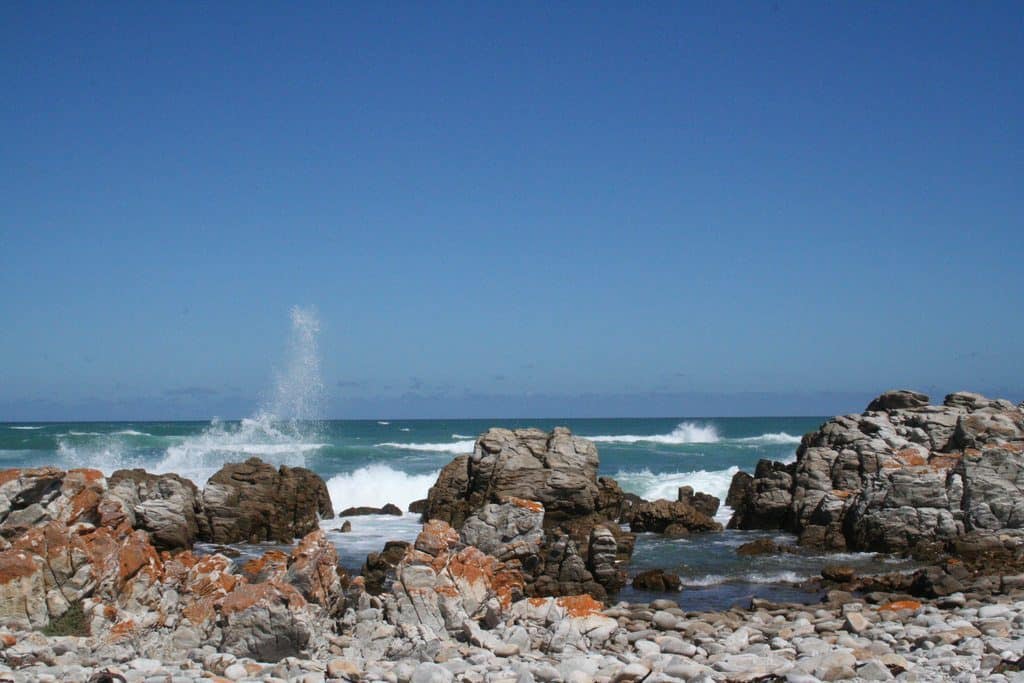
[0, 415, 917, 610]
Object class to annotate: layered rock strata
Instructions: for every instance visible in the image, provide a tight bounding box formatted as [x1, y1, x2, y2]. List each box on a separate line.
[729, 390, 1024, 556]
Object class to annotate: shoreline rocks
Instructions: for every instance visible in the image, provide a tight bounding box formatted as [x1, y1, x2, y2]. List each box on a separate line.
[728, 390, 1024, 559]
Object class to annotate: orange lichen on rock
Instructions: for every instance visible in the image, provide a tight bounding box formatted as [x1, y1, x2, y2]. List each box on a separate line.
[241, 550, 289, 583]
[0, 549, 41, 582]
[895, 449, 928, 467]
[218, 581, 306, 616]
[878, 600, 922, 612]
[108, 619, 137, 641]
[0, 469, 23, 487]
[928, 453, 962, 471]
[556, 594, 604, 617]
[831, 489, 852, 499]
[507, 497, 544, 513]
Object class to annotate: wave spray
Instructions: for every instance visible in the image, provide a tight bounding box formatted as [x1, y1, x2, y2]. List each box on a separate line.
[153, 305, 327, 483]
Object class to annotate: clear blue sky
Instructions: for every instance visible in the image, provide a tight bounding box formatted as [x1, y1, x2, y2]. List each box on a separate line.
[2, 2, 1022, 420]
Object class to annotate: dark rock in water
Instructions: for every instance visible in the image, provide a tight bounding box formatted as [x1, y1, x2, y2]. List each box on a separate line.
[867, 389, 930, 412]
[821, 565, 856, 583]
[104, 469, 202, 551]
[340, 506, 381, 516]
[361, 540, 410, 595]
[408, 498, 428, 514]
[727, 460, 794, 531]
[631, 569, 681, 592]
[199, 458, 334, 544]
[724, 470, 753, 515]
[629, 498, 722, 534]
[677, 485, 720, 518]
[340, 503, 402, 517]
[618, 492, 643, 524]
[339, 520, 351, 532]
[736, 538, 793, 556]
[725, 389, 1024, 557]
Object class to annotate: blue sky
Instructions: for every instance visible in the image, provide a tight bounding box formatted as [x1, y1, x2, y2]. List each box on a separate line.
[2, 2, 1022, 420]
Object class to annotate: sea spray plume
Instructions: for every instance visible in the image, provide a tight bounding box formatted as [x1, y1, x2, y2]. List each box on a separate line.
[151, 305, 327, 484]
[266, 305, 325, 429]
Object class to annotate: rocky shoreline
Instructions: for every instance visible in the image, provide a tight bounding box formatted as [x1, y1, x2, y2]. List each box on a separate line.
[1, 390, 1023, 682]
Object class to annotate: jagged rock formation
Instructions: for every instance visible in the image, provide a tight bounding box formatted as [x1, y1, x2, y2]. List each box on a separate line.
[199, 458, 334, 544]
[728, 390, 1024, 555]
[422, 427, 625, 529]
[102, 469, 203, 551]
[421, 428, 634, 598]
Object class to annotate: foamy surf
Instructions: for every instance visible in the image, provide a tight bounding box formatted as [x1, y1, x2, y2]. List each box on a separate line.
[8, 426, 43, 430]
[325, 465, 439, 512]
[587, 422, 720, 444]
[736, 432, 802, 445]
[614, 466, 739, 503]
[375, 440, 476, 454]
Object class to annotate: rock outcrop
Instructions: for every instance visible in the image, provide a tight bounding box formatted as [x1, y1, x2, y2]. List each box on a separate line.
[103, 469, 202, 551]
[199, 458, 334, 544]
[728, 390, 1024, 556]
[422, 428, 624, 529]
[629, 499, 722, 536]
[421, 428, 634, 597]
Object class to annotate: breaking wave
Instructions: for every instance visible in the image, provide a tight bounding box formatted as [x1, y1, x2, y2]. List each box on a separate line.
[736, 432, 802, 445]
[326, 465, 439, 512]
[376, 440, 475, 454]
[587, 422, 720, 444]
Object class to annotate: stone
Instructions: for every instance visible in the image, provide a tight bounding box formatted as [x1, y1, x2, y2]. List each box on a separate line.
[104, 470, 202, 551]
[867, 390, 930, 412]
[844, 611, 870, 633]
[411, 662, 454, 683]
[631, 569, 681, 592]
[628, 498, 722, 534]
[676, 486, 720, 518]
[421, 428, 623, 529]
[199, 458, 334, 544]
[724, 390, 1024, 555]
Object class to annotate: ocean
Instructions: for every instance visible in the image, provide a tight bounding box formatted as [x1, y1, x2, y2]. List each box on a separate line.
[0, 414, 916, 610]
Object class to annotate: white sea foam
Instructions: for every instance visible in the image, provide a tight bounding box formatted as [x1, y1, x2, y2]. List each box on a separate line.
[112, 429, 150, 436]
[677, 570, 808, 587]
[400, 428, 411, 432]
[614, 466, 739, 505]
[588, 422, 720, 445]
[736, 432, 802, 445]
[376, 440, 476, 454]
[8, 426, 43, 430]
[377, 421, 390, 425]
[451, 433, 474, 439]
[153, 414, 326, 483]
[326, 465, 439, 512]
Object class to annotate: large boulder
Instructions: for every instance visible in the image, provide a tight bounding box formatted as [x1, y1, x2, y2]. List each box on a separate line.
[422, 428, 621, 528]
[421, 428, 634, 597]
[629, 499, 722, 535]
[199, 458, 334, 544]
[727, 390, 1024, 556]
[103, 469, 202, 551]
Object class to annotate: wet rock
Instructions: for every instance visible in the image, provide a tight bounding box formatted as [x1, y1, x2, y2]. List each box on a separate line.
[340, 504, 402, 517]
[199, 458, 334, 544]
[408, 498, 428, 515]
[629, 498, 721, 535]
[630, 569, 681, 592]
[677, 485, 720, 518]
[821, 565, 856, 583]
